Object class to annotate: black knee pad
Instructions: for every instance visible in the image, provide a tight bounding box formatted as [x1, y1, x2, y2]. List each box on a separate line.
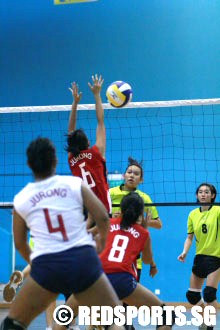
[203, 286, 217, 303]
[0, 317, 27, 330]
[186, 289, 202, 305]
[156, 305, 175, 329]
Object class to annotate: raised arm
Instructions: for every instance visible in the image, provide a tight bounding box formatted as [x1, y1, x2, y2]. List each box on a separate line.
[88, 74, 106, 157]
[68, 82, 82, 132]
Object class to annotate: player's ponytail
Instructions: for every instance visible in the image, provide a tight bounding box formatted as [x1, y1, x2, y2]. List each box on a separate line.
[120, 192, 144, 229]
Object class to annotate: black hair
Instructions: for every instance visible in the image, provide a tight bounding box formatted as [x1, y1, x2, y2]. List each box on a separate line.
[125, 156, 143, 179]
[120, 192, 144, 229]
[27, 137, 57, 177]
[196, 182, 217, 203]
[65, 129, 89, 157]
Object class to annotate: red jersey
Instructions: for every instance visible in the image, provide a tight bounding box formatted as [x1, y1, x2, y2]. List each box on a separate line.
[68, 145, 111, 213]
[99, 218, 149, 279]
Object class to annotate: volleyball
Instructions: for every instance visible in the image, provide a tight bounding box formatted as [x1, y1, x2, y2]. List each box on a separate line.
[106, 81, 132, 108]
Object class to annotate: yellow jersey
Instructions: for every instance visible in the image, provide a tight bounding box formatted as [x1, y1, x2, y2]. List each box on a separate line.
[187, 206, 220, 257]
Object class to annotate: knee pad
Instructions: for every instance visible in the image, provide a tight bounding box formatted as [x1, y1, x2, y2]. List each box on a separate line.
[203, 286, 217, 303]
[156, 305, 175, 329]
[0, 317, 27, 330]
[186, 289, 203, 305]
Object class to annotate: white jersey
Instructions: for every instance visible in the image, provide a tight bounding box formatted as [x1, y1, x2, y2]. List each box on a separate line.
[13, 175, 95, 260]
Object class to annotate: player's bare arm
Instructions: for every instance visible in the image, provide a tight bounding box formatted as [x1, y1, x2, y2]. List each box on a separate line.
[88, 74, 106, 157]
[147, 215, 162, 229]
[68, 82, 83, 132]
[81, 182, 109, 252]
[178, 233, 194, 262]
[13, 210, 32, 264]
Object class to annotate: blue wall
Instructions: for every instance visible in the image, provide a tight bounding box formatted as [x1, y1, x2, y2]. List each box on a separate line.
[1, 0, 220, 303]
[1, 0, 220, 106]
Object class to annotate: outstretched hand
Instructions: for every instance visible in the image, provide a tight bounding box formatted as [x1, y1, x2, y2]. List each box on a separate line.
[69, 82, 82, 104]
[88, 74, 104, 96]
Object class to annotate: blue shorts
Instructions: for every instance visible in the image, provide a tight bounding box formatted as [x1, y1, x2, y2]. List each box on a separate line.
[107, 272, 137, 300]
[31, 245, 103, 296]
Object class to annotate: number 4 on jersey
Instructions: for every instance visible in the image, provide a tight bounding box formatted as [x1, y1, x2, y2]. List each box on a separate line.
[43, 208, 68, 241]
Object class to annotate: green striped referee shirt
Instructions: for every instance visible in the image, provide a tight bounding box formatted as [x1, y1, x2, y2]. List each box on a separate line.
[187, 206, 220, 257]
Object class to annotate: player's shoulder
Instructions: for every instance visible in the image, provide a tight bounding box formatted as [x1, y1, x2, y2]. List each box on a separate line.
[90, 145, 101, 155]
[109, 217, 121, 225]
[14, 182, 33, 204]
[209, 205, 220, 217]
[56, 174, 82, 184]
[188, 207, 201, 218]
[136, 189, 152, 201]
[110, 186, 126, 200]
[210, 205, 220, 211]
[134, 223, 149, 235]
[110, 185, 122, 194]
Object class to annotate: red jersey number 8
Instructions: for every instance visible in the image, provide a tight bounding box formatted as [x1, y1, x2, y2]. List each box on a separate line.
[108, 235, 129, 262]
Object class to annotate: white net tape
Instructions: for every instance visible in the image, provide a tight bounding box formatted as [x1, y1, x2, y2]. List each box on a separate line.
[1, 98, 220, 113]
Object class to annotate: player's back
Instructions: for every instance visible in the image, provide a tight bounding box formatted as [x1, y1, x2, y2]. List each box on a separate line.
[68, 145, 111, 213]
[13, 175, 95, 259]
[99, 218, 149, 278]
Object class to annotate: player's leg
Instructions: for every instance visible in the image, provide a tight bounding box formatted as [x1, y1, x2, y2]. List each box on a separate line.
[187, 272, 207, 330]
[45, 300, 57, 330]
[187, 272, 205, 306]
[203, 265, 220, 309]
[202, 267, 220, 330]
[123, 283, 173, 330]
[1, 275, 58, 328]
[74, 273, 123, 330]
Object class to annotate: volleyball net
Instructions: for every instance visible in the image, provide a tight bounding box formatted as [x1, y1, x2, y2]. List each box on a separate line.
[1, 98, 220, 206]
[1, 98, 220, 297]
